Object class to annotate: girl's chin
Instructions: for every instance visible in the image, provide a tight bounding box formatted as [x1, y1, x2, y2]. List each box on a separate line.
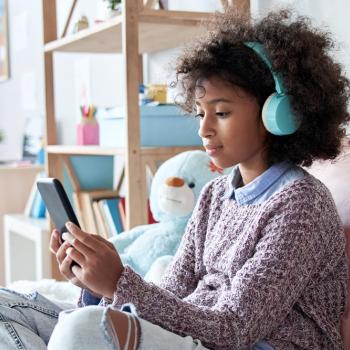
[209, 157, 234, 170]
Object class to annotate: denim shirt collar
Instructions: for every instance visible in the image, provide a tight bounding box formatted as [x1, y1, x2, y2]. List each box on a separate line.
[223, 161, 294, 205]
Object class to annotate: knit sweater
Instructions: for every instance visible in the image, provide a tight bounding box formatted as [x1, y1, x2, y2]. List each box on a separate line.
[79, 174, 347, 350]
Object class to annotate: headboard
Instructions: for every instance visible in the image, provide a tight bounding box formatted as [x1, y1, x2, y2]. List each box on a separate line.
[307, 138, 350, 348]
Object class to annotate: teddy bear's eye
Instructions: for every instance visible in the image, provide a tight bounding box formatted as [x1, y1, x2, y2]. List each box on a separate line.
[188, 182, 195, 188]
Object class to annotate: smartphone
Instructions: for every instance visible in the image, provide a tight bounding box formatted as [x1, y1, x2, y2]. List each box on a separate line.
[36, 178, 80, 240]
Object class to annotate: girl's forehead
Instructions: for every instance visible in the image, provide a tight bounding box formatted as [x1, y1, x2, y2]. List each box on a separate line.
[195, 76, 231, 89]
[195, 78, 253, 104]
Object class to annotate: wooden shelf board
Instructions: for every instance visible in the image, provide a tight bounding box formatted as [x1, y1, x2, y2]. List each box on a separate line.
[46, 145, 124, 156]
[0, 164, 44, 172]
[46, 145, 202, 156]
[44, 10, 210, 54]
[140, 145, 203, 156]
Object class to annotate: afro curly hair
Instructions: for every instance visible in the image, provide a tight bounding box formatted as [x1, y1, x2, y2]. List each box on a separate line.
[174, 9, 350, 166]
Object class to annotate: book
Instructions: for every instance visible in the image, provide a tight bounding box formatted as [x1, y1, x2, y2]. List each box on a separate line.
[92, 200, 109, 239]
[118, 197, 126, 230]
[118, 196, 157, 226]
[24, 175, 40, 217]
[100, 197, 123, 236]
[30, 191, 46, 218]
[78, 191, 98, 233]
[148, 200, 157, 224]
[25, 172, 46, 218]
[97, 200, 111, 237]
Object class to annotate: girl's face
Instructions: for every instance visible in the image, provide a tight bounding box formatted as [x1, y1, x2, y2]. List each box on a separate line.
[196, 76, 268, 172]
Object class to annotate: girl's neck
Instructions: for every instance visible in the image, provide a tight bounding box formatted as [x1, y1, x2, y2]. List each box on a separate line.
[238, 161, 269, 186]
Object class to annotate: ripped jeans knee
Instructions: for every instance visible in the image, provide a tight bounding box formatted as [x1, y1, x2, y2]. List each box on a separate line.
[48, 306, 120, 350]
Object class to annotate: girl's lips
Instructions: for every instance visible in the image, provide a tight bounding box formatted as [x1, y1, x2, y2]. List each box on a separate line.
[205, 145, 223, 156]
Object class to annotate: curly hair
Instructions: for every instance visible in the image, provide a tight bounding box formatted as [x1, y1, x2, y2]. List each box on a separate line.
[174, 9, 350, 166]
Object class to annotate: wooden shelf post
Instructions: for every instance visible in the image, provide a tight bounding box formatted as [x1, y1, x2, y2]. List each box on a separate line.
[42, 0, 57, 148]
[122, 0, 148, 229]
[42, 0, 63, 280]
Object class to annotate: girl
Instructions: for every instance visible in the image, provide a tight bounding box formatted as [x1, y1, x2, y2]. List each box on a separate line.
[1, 8, 349, 350]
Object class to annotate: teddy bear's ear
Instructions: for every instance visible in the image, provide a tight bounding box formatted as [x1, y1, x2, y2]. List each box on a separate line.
[208, 160, 223, 174]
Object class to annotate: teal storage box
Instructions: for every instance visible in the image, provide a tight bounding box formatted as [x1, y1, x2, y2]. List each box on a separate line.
[98, 105, 201, 147]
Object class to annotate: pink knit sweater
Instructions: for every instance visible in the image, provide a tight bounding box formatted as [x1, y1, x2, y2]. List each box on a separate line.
[83, 174, 347, 349]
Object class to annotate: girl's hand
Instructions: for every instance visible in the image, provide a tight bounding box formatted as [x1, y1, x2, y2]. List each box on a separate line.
[49, 229, 97, 294]
[63, 222, 124, 299]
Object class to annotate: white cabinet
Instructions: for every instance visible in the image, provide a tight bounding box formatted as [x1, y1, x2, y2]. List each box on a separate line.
[4, 214, 50, 286]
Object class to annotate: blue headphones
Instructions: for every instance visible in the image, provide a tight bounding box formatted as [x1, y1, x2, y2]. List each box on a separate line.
[245, 42, 300, 136]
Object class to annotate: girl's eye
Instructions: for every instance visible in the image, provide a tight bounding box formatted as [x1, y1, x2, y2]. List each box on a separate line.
[195, 113, 204, 119]
[216, 112, 230, 118]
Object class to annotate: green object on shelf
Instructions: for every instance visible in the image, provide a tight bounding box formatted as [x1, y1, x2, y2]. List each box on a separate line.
[104, 0, 121, 11]
[0, 129, 5, 143]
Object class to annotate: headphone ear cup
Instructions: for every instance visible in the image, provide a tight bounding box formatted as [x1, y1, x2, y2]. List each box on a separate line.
[262, 93, 300, 135]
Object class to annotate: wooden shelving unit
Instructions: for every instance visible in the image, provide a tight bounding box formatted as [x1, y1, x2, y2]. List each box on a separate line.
[41, 0, 250, 268]
[44, 10, 210, 54]
[46, 145, 199, 157]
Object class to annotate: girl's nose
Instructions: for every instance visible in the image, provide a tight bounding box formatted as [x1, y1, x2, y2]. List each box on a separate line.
[198, 114, 215, 138]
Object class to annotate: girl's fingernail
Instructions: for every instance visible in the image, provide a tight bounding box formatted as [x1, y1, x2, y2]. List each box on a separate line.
[66, 222, 72, 229]
[62, 232, 68, 240]
[66, 247, 73, 256]
[62, 232, 74, 242]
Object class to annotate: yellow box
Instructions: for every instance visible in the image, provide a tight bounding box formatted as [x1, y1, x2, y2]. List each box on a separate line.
[147, 84, 167, 103]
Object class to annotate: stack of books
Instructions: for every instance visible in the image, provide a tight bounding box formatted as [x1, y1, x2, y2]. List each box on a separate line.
[93, 196, 125, 238]
[73, 190, 156, 238]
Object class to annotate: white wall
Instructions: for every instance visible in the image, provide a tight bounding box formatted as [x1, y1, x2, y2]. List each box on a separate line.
[252, 0, 350, 78]
[149, 0, 350, 90]
[0, 0, 44, 161]
[0, 0, 349, 161]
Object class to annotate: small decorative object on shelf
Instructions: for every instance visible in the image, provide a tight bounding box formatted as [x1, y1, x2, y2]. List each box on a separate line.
[103, 0, 122, 18]
[159, 0, 168, 10]
[36, 138, 45, 165]
[139, 84, 168, 105]
[73, 14, 89, 33]
[139, 84, 152, 106]
[77, 104, 99, 146]
[0, 129, 4, 143]
[147, 84, 167, 104]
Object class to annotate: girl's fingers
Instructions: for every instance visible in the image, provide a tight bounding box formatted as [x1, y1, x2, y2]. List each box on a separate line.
[71, 264, 83, 281]
[63, 231, 95, 257]
[94, 234, 117, 250]
[56, 241, 71, 264]
[49, 230, 61, 254]
[60, 255, 76, 280]
[66, 247, 86, 267]
[65, 222, 107, 251]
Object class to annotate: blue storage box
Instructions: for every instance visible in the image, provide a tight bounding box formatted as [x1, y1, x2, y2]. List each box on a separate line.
[98, 105, 202, 147]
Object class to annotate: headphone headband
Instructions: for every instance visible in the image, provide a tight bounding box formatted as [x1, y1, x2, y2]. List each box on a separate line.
[245, 42, 284, 94]
[244, 41, 300, 135]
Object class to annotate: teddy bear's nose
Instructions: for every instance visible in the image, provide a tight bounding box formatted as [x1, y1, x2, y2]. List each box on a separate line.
[165, 177, 185, 187]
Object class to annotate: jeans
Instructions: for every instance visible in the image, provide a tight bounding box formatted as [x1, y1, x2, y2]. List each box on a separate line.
[0, 288, 61, 349]
[0, 288, 275, 350]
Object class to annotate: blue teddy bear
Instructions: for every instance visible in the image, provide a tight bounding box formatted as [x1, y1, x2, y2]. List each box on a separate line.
[110, 150, 228, 282]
